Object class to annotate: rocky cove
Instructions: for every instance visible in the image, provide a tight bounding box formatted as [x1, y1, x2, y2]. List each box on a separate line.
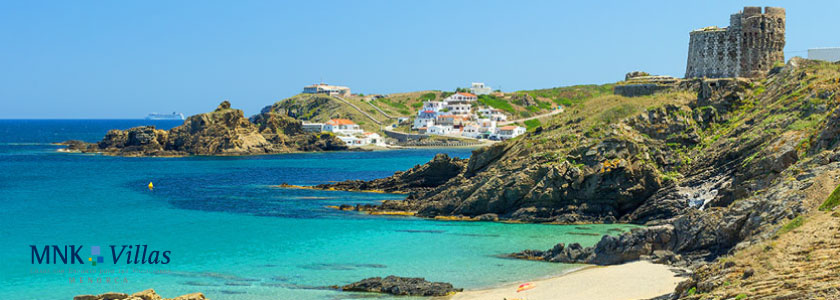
[308, 58, 840, 298]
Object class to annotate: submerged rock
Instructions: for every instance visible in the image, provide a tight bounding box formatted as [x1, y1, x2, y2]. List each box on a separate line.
[341, 275, 461, 296]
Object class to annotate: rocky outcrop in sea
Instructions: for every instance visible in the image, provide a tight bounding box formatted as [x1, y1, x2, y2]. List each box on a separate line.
[60, 101, 347, 156]
[340, 275, 462, 296]
[314, 153, 467, 193]
[74, 289, 206, 300]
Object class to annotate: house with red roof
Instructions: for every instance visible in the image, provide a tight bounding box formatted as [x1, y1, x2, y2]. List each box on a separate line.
[324, 119, 363, 135]
[444, 92, 478, 103]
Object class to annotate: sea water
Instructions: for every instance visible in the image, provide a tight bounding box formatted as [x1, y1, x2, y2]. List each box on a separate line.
[0, 120, 636, 299]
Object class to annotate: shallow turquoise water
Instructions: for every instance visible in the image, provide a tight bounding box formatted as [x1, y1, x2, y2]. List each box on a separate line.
[0, 120, 635, 299]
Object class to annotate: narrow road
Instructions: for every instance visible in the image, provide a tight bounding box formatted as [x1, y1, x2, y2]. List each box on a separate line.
[498, 108, 564, 126]
[332, 96, 383, 125]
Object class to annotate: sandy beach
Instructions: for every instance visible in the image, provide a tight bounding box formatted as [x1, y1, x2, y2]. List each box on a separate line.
[447, 261, 683, 300]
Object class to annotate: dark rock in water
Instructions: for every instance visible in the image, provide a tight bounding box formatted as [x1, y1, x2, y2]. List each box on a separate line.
[59, 101, 347, 156]
[341, 275, 462, 296]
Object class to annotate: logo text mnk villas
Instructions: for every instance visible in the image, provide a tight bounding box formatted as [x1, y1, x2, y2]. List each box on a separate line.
[30, 245, 171, 266]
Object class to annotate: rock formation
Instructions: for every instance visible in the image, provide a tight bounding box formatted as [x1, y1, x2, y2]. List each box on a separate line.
[60, 101, 347, 156]
[314, 153, 467, 193]
[74, 289, 206, 300]
[341, 276, 462, 296]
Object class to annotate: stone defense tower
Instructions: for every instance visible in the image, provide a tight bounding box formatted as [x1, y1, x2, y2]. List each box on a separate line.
[685, 7, 785, 78]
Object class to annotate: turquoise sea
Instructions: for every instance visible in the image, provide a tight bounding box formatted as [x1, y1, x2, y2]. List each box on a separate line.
[0, 120, 635, 300]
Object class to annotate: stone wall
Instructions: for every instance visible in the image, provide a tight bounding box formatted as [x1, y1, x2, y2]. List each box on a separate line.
[685, 28, 741, 78]
[685, 7, 785, 79]
[614, 84, 673, 97]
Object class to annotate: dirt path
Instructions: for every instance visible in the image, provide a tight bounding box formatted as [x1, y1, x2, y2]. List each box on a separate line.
[498, 108, 563, 125]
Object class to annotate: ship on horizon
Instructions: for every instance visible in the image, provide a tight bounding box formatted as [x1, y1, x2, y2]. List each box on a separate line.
[146, 112, 185, 120]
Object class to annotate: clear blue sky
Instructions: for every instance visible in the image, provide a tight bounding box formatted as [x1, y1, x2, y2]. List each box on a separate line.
[1, 0, 837, 119]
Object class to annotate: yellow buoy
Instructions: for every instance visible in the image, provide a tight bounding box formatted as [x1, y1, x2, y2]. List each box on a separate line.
[148, 182, 154, 190]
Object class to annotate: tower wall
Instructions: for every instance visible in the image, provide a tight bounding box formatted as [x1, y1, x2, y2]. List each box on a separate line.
[739, 7, 786, 77]
[685, 7, 785, 78]
[685, 29, 741, 78]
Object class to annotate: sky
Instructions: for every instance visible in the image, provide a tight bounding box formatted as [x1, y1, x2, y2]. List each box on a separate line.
[0, 0, 837, 119]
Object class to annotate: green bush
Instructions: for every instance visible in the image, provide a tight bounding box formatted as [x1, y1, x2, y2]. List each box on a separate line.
[477, 95, 515, 114]
[777, 216, 805, 235]
[819, 183, 840, 211]
[419, 93, 436, 101]
[524, 119, 541, 130]
[735, 294, 748, 300]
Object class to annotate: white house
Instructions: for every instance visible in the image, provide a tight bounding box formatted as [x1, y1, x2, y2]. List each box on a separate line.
[324, 119, 363, 135]
[337, 132, 385, 147]
[413, 110, 438, 129]
[470, 82, 492, 95]
[303, 83, 351, 97]
[808, 48, 840, 63]
[495, 126, 526, 140]
[445, 102, 472, 115]
[478, 107, 507, 121]
[421, 101, 446, 112]
[444, 92, 478, 103]
[427, 125, 454, 135]
[461, 123, 482, 138]
[476, 118, 497, 132]
[363, 132, 385, 146]
[413, 117, 435, 130]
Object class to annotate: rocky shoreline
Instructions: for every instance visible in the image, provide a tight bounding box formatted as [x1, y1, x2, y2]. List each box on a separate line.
[59, 101, 347, 156]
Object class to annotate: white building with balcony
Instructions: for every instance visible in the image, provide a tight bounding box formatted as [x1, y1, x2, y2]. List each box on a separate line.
[303, 83, 351, 97]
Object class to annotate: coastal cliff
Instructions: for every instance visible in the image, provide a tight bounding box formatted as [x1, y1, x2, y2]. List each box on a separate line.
[61, 101, 347, 156]
[319, 59, 840, 297]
